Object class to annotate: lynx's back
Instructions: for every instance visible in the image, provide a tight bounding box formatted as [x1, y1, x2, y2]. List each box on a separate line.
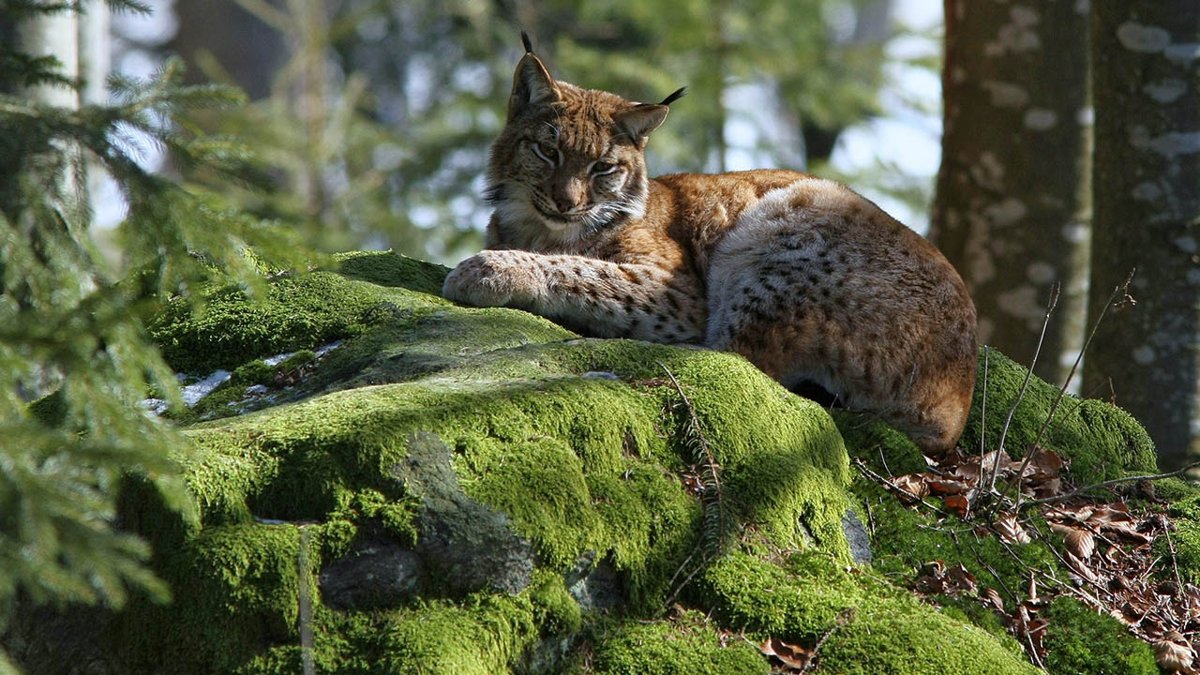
[444, 38, 978, 455]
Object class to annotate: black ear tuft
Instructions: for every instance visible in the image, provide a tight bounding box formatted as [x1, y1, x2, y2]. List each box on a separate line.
[659, 87, 687, 106]
[521, 31, 534, 54]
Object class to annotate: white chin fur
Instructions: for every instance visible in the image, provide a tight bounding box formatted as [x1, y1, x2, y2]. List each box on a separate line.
[496, 200, 584, 241]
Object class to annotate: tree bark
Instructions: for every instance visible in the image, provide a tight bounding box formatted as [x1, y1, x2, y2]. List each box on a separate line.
[931, 0, 1091, 386]
[169, 0, 287, 100]
[1083, 2, 1200, 470]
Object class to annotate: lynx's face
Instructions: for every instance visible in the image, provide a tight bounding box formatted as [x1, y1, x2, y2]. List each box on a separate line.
[485, 50, 678, 244]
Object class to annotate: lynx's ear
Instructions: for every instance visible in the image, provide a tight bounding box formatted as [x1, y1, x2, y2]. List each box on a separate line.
[614, 104, 668, 142]
[508, 52, 559, 120]
[619, 86, 686, 141]
[614, 87, 685, 143]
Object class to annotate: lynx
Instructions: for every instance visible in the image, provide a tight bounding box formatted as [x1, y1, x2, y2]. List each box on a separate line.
[443, 36, 978, 455]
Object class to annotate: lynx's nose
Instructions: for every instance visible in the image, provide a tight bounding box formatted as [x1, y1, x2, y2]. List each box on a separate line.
[553, 177, 587, 213]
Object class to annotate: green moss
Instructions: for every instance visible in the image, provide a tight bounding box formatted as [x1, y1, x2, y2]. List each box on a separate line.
[52, 252, 1169, 673]
[529, 568, 584, 638]
[701, 550, 1037, 674]
[851, 477, 1059, 596]
[339, 596, 539, 674]
[962, 350, 1157, 482]
[150, 267, 448, 373]
[335, 249, 450, 296]
[113, 523, 303, 673]
[1043, 597, 1157, 674]
[1168, 519, 1200, 584]
[580, 611, 769, 674]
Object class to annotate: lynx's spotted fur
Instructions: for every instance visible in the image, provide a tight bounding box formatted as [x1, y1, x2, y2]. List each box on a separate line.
[444, 39, 978, 455]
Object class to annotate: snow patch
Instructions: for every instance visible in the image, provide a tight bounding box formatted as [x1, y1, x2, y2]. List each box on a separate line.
[1116, 22, 1171, 53]
[1174, 237, 1198, 254]
[996, 285, 1046, 329]
[985, 6, 1041, 56]
[1024, 109, 1058, 131]
[981, 80, 1030, 108]
[182, 370, 232, 407]
[1143, 78, 1187, 103]
[983, 198, 1028, 227]
[1132, 181, 1163, 201]
[1027, 261, 1056, 285]
[1076, 107, 1094, 126]
[1165, 43, 1200, 65]
[1061, 222, 1088, 244]
[1132, 345, 1156, 365]
[1131, 128, 1200, 159]
[1187, 269, 1200, 286]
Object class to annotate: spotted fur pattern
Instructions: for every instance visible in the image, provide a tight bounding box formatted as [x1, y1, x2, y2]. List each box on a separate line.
[444, 46, 978, 455]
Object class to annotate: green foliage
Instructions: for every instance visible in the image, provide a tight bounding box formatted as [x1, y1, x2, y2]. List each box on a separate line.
[171, 0, 897, 260]
[0, 3, 308, 669]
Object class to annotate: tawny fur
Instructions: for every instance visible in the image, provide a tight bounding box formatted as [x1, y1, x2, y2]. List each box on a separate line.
[443, 46, 978, 455]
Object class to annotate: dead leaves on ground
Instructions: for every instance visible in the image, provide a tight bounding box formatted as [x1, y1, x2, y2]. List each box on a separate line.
[864, 445, 1200, 673]
[758, 609, 855, 673]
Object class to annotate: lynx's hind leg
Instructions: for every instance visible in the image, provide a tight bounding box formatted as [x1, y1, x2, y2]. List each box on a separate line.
[705, 178, 976, 456]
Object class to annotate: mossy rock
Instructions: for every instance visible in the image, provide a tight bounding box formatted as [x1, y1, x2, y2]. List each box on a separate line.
[5, 251, 1172, 673]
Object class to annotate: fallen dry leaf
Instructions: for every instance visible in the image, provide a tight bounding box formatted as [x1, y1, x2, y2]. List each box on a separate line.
[1049, 522, 1096, 560]
[760, 636, 813, 672]
[892, 473, 930, 501]
[943, 493, 970, 517]
[981, 587, 1005, 613]
[994, 512, 1032, 544]
[1155, 633, 1197, 674]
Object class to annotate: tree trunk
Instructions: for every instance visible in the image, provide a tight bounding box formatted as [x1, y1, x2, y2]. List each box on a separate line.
[1083, 2, 1200, 470]
[169, 0, 287, 100]
[930, 0, 1091, 386]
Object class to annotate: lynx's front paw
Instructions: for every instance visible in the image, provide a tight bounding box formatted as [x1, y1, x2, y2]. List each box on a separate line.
[443, 250, 543, 308]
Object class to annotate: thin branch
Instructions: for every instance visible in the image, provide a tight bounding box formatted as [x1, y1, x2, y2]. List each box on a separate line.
[972, 346, 990, 505]
[990, 283, 1059, 493]
[853, 458, 950, 519]
[1028, 460, 1200, 506]
[1010, 270, 1136, 509]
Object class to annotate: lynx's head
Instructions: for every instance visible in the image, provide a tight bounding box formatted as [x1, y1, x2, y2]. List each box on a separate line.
[485, 34, 684, 247]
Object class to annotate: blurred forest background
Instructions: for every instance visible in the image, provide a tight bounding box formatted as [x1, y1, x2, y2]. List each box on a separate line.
[1, 1, 1197, 665]
[106, 0, 935, 259]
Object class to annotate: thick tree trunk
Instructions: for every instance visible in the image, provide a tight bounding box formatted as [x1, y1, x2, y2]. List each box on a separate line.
[169, 0, 287, 100]
[931, 0, 1091, 386]
[1083, 2, 1200, 470]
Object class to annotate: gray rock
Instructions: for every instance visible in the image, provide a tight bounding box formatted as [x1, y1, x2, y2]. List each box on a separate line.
[566, 552, 625, 612]
[842, 509, 873, 564]
[319, 539, 424, 610]
[395, 432, 536, 596]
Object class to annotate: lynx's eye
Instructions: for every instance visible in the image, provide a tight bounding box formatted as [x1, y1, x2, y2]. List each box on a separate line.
[530, 142, 559, 165]
[590, 160, 618, 176]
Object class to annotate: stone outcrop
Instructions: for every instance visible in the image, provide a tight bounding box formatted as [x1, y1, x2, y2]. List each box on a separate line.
[6, 251, 1179, 674]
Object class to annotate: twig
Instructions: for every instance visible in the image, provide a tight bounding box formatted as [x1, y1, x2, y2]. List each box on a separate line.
[973, 346, 990, 505]
[1166, 523, 1185, 593]
[801, 608, 856, 673]
[989, 283, 1059, 494]
[853, 458, 950, 519]
[1010, 270, 1136, 510]
[658, 362, 730, 607]
[1028, 461, 1200, 506]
